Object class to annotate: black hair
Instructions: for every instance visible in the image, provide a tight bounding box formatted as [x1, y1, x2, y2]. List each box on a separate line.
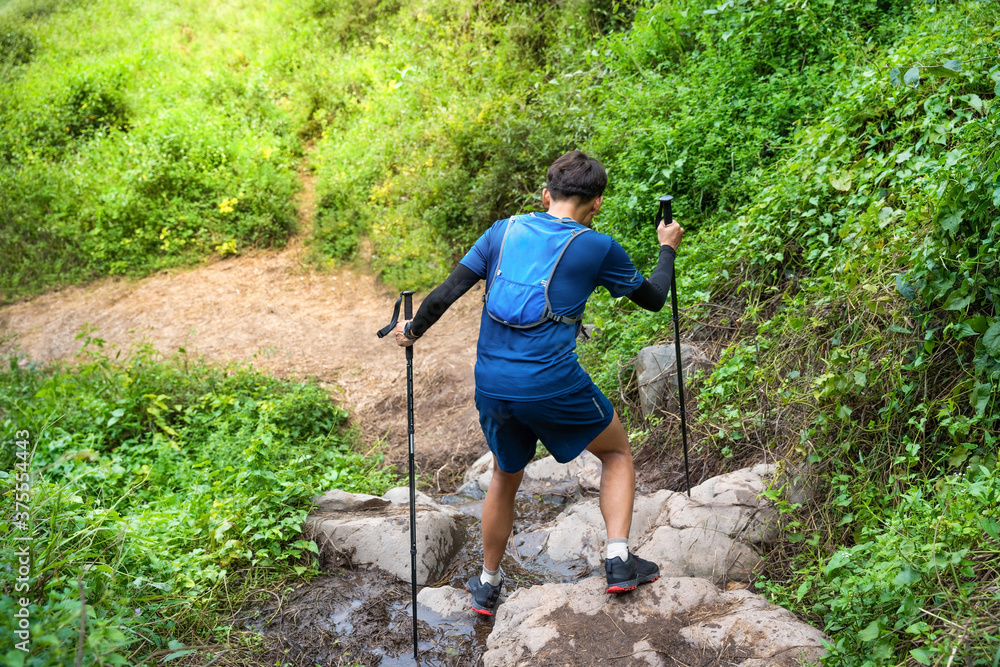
[545, 150, 607, 201]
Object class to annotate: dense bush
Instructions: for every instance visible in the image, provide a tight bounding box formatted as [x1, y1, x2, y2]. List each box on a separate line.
[0, 0, 300, 299]
[0, 334, 398, 665]
[308, 0, 611, 285]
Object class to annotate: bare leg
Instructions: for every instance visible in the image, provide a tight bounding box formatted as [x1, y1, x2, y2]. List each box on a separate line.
[481, 456, 524, 572]
[586, 412, 634, 540]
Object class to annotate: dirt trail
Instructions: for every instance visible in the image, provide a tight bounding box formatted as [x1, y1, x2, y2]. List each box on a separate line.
[0, 162, 487, 487]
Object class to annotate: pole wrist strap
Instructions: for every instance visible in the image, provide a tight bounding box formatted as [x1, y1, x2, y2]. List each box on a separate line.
[376, 295, 403, 339]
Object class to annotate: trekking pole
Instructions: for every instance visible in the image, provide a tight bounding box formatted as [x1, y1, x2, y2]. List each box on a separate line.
[658, 196, 692, 497]
[376, 290, 420, 661]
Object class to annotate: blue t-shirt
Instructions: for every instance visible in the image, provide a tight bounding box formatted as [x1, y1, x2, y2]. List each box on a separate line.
[460, 212, 643, 400]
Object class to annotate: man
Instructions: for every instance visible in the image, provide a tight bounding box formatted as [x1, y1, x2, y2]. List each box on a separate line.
[394, 150, 683, 615]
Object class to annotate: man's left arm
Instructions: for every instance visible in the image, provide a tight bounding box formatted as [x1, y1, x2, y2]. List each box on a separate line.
[625, 245, 675, 312]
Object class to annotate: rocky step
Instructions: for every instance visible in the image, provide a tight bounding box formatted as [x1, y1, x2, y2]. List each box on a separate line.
[420, 577, 828, 666]
[305, 462, 826, 664]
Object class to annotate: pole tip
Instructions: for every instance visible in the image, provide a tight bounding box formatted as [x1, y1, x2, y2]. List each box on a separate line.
[659, 195, 673, 204]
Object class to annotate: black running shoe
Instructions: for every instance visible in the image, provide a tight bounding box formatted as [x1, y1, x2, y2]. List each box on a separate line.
[605, 553, 660, 593]
[465, 575, 503, 616]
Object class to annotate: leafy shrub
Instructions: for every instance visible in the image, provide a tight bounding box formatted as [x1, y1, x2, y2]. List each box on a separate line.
[762, 467, 1000, 665]
[0, 24, 37, 67]
[0, 333, 398, 665]
[59, 73, 130, 139]
[308, 0, 606, 286]
[308, 0, 403, 47]
[0, 0, 76, 21]
[0, 0, 302, 299]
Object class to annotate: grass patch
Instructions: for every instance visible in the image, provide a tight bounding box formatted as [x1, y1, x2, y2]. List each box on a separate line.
[0, 331, 398, 665]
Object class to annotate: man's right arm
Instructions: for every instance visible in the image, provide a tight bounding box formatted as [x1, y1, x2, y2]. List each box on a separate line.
[395, 222, 497, 346]
[626, 246, 675, 312]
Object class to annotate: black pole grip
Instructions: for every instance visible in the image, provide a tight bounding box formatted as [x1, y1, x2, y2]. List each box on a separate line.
[403, 290, 414, 319]
[403, 291, 414, 361]
[658, 194, 673, 230]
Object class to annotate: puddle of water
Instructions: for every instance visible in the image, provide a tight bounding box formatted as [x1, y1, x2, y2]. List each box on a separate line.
[378, 599, 485, 666]
[248, 568, 492, 666]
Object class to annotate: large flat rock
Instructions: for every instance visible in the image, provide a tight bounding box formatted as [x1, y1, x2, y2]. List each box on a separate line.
[483, 577, 827, 667]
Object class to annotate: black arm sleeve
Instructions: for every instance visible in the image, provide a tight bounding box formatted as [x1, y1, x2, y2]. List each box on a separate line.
[626, 245, 676, 312]
[409, 264, 481, 337]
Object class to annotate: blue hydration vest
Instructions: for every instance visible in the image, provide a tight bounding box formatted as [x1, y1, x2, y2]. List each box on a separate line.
[483, 214, 591, 328]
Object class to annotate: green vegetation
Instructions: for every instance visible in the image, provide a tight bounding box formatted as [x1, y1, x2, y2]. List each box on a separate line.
[2, 0, 999, 664]
[579, 1, 1000, 663]
[307, 0, 605, 285]
[0, 333, 397, 665]
[580, 1, 1000, 663]
[0, 0, 302, 298]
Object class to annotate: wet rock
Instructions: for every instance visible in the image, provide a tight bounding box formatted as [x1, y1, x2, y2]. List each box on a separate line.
[458, 451, 494, 495]
[306, 490, 462, 585]
[383, 486, 436, 506]
[462, 451, 602, 497]
[482, 578, 827, 667]
[635, 344, 713, 418]
[417, 585, 468, 618]
[513, 465, 777, 583]
[311, 489, 389, 513]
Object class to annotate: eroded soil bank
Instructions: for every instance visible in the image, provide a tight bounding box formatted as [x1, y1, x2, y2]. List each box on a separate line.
[0, 166, 489, 486]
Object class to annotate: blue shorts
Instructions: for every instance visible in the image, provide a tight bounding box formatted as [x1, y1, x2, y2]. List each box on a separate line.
[475, 382, 615, 473]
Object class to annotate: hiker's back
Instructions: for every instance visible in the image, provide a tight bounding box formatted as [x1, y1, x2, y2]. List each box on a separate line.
[460, 212, 642, 401]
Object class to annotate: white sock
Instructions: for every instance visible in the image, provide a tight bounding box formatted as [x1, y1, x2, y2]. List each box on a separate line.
[606, 539, 628, 562]
[480, 566, 501, 587]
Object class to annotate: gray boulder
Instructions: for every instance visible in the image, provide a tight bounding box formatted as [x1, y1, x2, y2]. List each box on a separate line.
[458, 451, 494, 495]
[417, 585, 469, 618]
[305, 489, 462, 585]
[461, 451, 602, 497]
[635, 344, 713, 418]
[382, 486, 436, 506]
[483, 577, 827, 667]
[512, 465, 777, 583]
[311, 489, 389, 513]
